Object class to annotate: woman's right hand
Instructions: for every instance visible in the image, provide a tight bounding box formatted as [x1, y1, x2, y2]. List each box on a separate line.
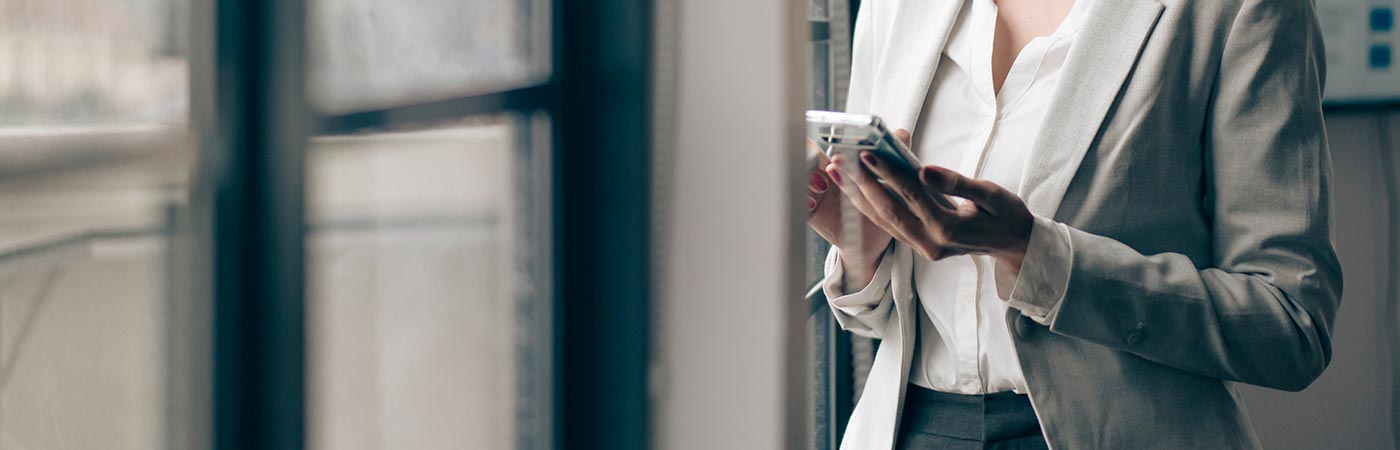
[806, 138, 894, 288]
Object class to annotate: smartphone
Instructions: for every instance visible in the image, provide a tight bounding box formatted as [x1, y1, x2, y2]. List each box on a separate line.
[806, 110, 955, 209]
[806, 110, 922, 179]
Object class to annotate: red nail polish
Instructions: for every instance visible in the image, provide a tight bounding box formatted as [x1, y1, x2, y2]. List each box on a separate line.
[861, 152, 878, 167]
[810, 172, 829, 192]
[807, 197, 818, 209]
[827, 168, 843, 184]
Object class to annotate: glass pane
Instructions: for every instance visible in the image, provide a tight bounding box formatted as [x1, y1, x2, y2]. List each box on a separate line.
[0, 0, 199, 448]
[810, 0, 829, 20]
[812, 41, 831, 110]
[0, 0, 188, 127]
[307, 115, 551, 450]
[0, 174, 187, 450]
[307, 0, 549, 112]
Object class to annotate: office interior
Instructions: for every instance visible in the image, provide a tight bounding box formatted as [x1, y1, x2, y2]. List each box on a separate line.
[0, 0, 1396, 449]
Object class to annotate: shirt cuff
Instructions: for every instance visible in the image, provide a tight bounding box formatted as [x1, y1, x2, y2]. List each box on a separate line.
[823, 244, 895, 315]
[993, 216, 1074, 326]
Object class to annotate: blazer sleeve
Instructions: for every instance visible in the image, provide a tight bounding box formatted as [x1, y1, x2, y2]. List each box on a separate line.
[1036, 0, 1342, 392]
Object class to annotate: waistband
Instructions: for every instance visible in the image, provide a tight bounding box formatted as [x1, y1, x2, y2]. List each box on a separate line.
[900, 384, 1042, 442]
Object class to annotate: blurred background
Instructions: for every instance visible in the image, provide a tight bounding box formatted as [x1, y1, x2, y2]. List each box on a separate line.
[0, 0, 1395, 449]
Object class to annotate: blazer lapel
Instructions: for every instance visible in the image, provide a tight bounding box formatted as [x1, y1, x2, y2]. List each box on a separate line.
[1018, 0, 1164, 219]
[870, 0, 966, 132]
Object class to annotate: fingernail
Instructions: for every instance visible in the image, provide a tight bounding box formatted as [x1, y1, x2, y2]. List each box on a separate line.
[860, 152, 878, 167]
[920, 166, 937, 185]
[810, 172, 828, 192]
[807, 197, 818, 210]
[827, 167, 843, 184]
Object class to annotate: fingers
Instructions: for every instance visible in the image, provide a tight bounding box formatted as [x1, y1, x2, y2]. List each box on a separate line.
[920, 165, 1002, 212]
[805, 139, 834, 213]
[808, 171, 830, 194]
[806, 170, 830, 212]
[850, 158, 909, 230]
[826, 160, 896, 238]
[892, 128, 912, 147]
[807, 138, 834, 167]
[857, 150, 949, 224]
[828, 156, 932, 253]
[826, 158, 881, 223]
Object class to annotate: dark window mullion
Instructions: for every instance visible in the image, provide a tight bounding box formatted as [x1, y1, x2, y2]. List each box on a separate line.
[556, 0, 653, 448]
[209, 0, 308, 449]
[317, 84, 555, 135]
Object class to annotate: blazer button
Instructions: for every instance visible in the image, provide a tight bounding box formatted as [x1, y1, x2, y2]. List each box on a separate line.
[1015, 315, 1033, 339]
[1126, 322, 1147, 346]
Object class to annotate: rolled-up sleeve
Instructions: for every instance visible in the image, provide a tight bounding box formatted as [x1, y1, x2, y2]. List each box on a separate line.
[823, 244, 896, 338]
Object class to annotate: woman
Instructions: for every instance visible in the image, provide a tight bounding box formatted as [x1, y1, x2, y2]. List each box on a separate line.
[805, 0, 1341, 449]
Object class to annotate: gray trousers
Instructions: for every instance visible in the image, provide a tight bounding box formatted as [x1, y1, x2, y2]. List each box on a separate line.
[895, 385, 1049, 450]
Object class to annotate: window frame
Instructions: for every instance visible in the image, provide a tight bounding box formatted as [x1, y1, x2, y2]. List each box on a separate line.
[194, 0, 655, 449]
[807, 1, 864, 448]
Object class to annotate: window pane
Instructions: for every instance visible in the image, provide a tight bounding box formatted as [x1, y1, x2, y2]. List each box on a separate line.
[0, 0, 199, 448]
[810, 0, 829, 20]
[0, 135, 196, 450]
[811, 41, 831, 110]
[307, 0, 549, 112]
[0, 0, 188, 127]
[307, 116, 551, 450]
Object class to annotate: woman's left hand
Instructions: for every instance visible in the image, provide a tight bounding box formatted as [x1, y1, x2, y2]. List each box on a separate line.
[824, 129, 1036, 273]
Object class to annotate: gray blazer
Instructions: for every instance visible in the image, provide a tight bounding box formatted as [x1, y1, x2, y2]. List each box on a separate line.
[832, 0, 1342, 449]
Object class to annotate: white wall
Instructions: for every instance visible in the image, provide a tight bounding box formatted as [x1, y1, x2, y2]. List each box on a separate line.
[654, 0, 809, 448]
[1238, 110, 1400, 450]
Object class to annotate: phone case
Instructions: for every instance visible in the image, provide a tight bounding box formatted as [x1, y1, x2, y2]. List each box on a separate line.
[806, 110, 954, 209]
[805, 111, 921, 178]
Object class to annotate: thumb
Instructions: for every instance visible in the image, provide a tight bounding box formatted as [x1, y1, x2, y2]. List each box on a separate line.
[893, 128, 912, 147]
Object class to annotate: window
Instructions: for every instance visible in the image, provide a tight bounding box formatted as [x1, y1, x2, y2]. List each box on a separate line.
[1, 0, 656, 448]
[305, 0, 549, 112]
[303, 1, 554, 448]
[806, 1, 873, 448]
[0, 1, 195, 449]
[305, 117, 552, 450]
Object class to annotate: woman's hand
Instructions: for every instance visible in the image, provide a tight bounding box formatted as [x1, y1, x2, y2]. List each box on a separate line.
[827, 129, 1035, 274]
[806, 140, 892, 287]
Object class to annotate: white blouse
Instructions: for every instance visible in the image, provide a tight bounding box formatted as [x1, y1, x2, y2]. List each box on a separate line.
[823, 0, 1088, 395]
